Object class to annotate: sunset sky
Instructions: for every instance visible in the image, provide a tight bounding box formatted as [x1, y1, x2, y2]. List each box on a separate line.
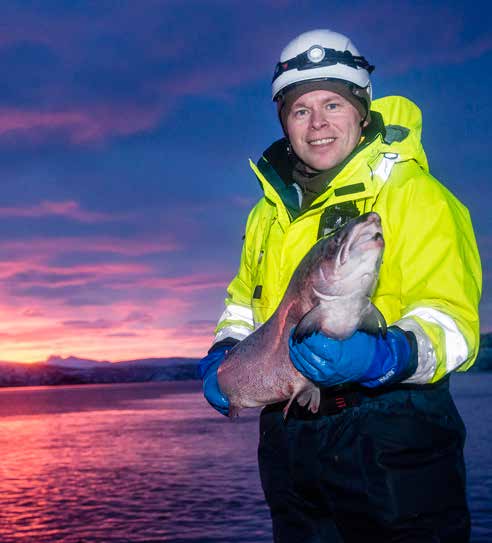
[0, 0, 490, 363]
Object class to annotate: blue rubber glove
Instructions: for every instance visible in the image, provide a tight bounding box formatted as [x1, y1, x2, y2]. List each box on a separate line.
[289, 326, 417, 389]
[198, 345, 231, 416]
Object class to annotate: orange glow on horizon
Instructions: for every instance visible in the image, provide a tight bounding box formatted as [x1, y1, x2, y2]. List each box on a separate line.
[0, 300, 218, 363]
[1, 330, 212, 363]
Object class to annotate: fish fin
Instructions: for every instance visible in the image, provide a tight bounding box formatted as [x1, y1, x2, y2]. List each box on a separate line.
[305, 387, 321, 413]
[284, 387, 321, 419]
[292, 305, 324, 343]
[296, 386, 320, 413]
[282, 395, 296, 420]
[358, 303, 387, 337]
[282, 381, 307, 419]
[296, 389, 312, 407]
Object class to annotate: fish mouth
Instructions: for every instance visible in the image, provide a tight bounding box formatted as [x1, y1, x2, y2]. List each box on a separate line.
[337, 214, 384, 266]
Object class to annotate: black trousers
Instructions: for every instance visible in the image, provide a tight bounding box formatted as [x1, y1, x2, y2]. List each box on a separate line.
[258, 379, 470, 542]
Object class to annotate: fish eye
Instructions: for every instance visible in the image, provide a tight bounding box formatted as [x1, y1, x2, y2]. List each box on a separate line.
[332, 229, 344, 245]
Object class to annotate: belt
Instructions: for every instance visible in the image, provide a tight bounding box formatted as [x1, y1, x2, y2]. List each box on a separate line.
[263, 377, 450, 420]
[264, 388, 362, 420]
[297, 389, 362, 418]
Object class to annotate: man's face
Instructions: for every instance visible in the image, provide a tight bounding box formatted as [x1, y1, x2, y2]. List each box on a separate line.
[285, 89, 366, 171]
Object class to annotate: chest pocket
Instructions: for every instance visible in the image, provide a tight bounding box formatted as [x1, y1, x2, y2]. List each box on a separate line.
[317, 200, 361, 239]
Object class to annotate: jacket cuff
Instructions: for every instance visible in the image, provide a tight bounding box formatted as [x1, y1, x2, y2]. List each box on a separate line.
[399, 329, 419, 381]
[208, 337, 240, 354]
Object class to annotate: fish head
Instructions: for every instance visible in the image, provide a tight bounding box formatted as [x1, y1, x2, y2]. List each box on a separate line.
[316, 212, 384, 298]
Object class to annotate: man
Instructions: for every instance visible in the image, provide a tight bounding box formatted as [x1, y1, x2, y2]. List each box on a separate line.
[199, 29, 481, 542]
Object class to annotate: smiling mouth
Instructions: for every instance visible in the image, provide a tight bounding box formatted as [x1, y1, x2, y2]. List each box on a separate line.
[309, 137, 336, 146]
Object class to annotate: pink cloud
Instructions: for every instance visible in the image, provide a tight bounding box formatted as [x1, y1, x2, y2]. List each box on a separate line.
[61, 311, 155, 331]
[0, 260, 33, 279]
[0, 235, 178, 259]
[0, 109, 88, 135]
[178, 319, 217, 337]
[106, 332, 140, 338]
[4, 262, 152, 289]
[123, 311, 154, 324]
[63, 319, 114, 330]
[0, 200, 116, 223]
[67, 103, 171, 143]
[0, 104, 168, 144]
[22, 308, 45, 318]
[124, 273, 229, 293]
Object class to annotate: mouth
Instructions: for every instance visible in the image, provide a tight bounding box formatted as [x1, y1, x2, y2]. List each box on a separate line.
[308, 137, 336, 146]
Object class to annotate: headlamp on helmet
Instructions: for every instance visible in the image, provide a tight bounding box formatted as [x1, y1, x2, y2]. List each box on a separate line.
[273, 46, 374, 86]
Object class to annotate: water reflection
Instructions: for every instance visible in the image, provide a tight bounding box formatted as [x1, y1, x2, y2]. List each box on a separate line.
[0, 377, 490, 542]
[0, 382, 269, 542]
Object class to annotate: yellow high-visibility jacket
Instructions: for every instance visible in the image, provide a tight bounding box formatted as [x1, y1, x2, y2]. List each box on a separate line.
[213, 96, 482, 383]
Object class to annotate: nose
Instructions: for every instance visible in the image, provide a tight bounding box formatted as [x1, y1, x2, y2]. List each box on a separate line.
[311, 107, 329, 130]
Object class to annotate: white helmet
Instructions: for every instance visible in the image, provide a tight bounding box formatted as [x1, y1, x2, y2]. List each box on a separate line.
[272, 29, 374, 105]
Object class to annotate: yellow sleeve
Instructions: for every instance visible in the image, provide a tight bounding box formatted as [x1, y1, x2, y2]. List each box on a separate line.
[213, 202, 263, 344]
[375, 162, 482, 383]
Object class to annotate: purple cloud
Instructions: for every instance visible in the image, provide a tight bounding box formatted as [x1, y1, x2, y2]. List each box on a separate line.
[0, 200, 115, 222]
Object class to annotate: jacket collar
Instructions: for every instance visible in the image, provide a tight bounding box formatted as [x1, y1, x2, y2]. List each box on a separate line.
[253, 111, 385, 220]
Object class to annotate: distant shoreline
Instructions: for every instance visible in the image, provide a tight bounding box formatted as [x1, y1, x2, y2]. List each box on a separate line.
[0, 359, 200, 388]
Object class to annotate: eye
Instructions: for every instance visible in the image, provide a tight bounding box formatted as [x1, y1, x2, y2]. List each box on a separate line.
[325, 102, 339, 111]
[293, 108, 309, 119]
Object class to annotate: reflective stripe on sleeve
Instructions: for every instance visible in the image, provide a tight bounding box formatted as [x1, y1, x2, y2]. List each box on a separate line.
[403, 307, 469, 375]
[218, 303, 254, 328]
[212, 303, 255, 345]
[213, 324, 252, 344]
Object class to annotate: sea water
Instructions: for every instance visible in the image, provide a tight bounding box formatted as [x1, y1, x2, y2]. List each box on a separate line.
[0, 374, 490, 542]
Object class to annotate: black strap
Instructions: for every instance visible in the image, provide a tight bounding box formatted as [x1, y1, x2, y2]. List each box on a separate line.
[273, 48, 375, 83]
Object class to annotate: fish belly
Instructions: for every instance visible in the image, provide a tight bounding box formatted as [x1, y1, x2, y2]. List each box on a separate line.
[217, 331, 319, 414]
